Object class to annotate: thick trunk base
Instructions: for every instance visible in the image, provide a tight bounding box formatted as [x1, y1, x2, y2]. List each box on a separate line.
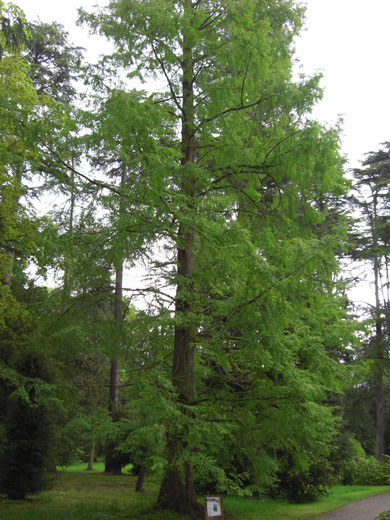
[104, 447, 122, 475]
[158, 464, 202, 518]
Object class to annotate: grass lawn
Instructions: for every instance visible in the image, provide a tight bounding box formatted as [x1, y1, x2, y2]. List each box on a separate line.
[0, 463, 389, 520]
[224, 485, 390, 519]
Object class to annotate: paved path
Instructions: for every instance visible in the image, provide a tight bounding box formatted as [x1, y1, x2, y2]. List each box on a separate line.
[314, 492, 390, 520]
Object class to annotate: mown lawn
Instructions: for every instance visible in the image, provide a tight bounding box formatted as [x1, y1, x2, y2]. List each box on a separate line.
[1, 463, 389, 520]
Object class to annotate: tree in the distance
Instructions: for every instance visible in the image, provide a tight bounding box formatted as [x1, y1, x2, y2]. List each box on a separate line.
[77, 87, 173, 474]
[25, 20, 81, 103]
[349, 143, 390, 461]
[0, 2, 86, 496]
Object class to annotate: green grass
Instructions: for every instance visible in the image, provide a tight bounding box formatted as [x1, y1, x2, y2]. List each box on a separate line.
[224, 485, 390, 519]
[1, 465, 390, 520]
[57, 462, 134, 474]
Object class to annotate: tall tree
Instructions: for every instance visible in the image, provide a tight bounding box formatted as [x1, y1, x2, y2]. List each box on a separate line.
[0, 2, 39, 286]
[78, 87, 171, 473]
[0, 3, 85, 498]
[349, 143, 390, 461]
[25, 20, 81, 103]
[81, 0, 351, 514]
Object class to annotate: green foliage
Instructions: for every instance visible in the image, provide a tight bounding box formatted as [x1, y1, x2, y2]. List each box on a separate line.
[342, 455, 390, 486]
[76, 0, 358, 508]
[0, 1, 28, 58]
[376, 512, 390, 520]
[0, 0, 368, 510]
[0, 393, 53, 499]
[273, 457, 334, 503]
[328, 431, 366, 482]
[0, 351, 56, 499]
[25, 20, 82, 103]
[343, 383, 377, 455]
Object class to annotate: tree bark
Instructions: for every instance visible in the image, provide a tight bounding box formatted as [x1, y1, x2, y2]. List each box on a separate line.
[158, 2, 202, 515]
[105, 163, 127, 474]
[135, 465, 146, 492]
[86, 440, 95, 471]
[375, 291, 385, 461]
[104, 441, 122, 475]
[63, 169, 75, 296]
[376, 369, 385, 461]
[373, 197, 385, 461]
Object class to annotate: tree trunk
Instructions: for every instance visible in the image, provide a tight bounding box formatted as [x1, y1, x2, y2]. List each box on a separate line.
[158, 276, 201, 513]
[3, 250, 14, 285]
[375, 278, 385, 461]
[105, 354, 121, 473]
[105, 163, 127, 474]
[135, 465, 146, 492]
[158, 2, 202, 515]
[373, 198, 385, 461]
[63, 169, 75, 296]
[104, 441, 122, 475]
[376, 370, 385, 461]
[86, 440, 95, 471]
[159, 460, 200, 515]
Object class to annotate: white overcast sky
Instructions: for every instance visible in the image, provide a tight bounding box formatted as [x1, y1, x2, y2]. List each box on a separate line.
[14, 0, 390, 170]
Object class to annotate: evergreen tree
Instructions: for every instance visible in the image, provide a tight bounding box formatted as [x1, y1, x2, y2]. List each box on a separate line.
[24, 20, 81, 103]
[0, 351, 55, 500]
[349, 143, 390, 461]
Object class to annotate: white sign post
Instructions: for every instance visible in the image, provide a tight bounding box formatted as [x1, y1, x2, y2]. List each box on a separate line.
[205, 496, 224, 519]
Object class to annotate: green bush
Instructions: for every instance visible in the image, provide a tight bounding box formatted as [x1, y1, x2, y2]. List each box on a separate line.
[0, 392, 53, 499]
[375, 512, 390, 520]
[0, 352, 55, 499]
[329, 433, 366, 482]
[274, 458, 333, 503]
[342, 455, 390, 486]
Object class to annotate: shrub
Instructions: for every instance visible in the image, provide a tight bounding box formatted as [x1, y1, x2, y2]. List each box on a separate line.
[274, 458, 333, 503]
[329, 433, 366, 482]
[0, 392, 53, 499]
[0, 352, 55, 499]
[342, 455, 390, 486]
[376, 513, 390, 520]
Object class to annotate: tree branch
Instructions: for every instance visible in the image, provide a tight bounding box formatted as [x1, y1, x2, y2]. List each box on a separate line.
[151, 41, 183, 114]
[200, 96, 263, 127]
[41, 147, 120, 195]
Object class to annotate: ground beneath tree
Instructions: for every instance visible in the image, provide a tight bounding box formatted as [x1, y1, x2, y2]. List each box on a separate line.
[314, 492, 390, 520]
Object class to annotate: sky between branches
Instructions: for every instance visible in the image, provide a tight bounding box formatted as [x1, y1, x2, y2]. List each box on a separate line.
[13, 0, 386, 307]
[15, 0, 390, 170]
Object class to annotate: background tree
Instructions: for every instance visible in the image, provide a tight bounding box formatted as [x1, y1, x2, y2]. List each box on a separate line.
[348, 143, 390, 461]
[25, 20, 81, 103]
[0, 3, 87, 498]
[78, 87, 174, 474]
[0, 350, 56, 500]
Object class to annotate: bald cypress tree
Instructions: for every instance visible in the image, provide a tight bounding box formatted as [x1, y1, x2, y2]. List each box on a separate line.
[81, 1, 351, 514]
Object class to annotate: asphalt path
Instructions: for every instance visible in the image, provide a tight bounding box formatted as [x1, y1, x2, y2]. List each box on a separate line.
[314, 492, 390, 520]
